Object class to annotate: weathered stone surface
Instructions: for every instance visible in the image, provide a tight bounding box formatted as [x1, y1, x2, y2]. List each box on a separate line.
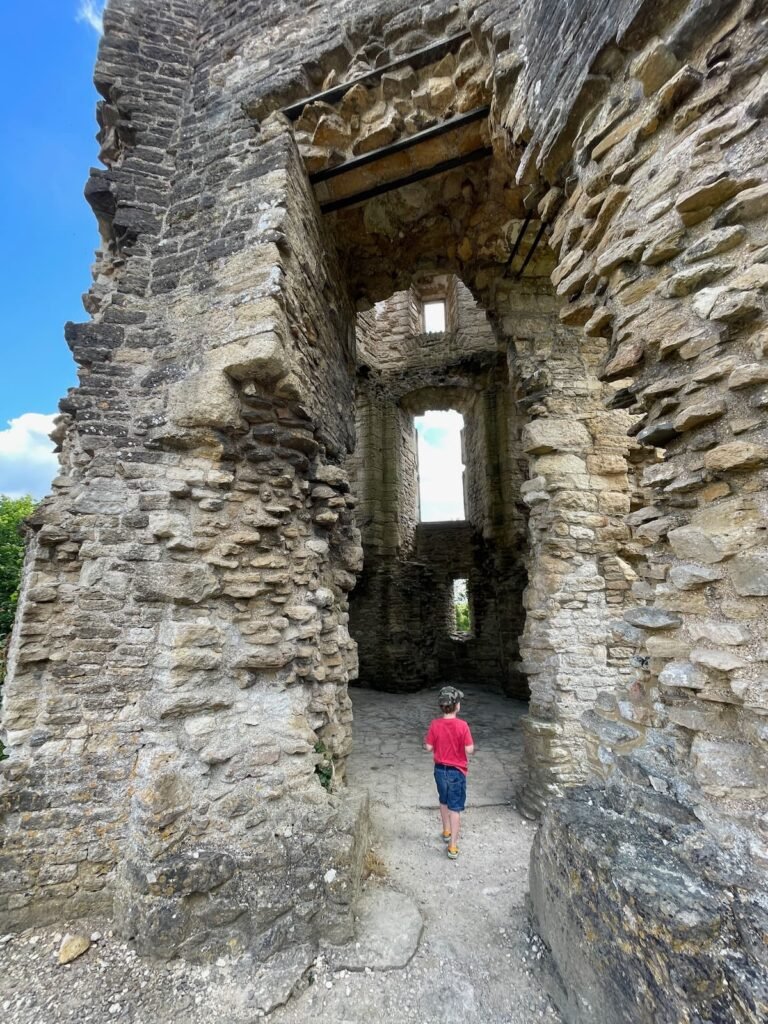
[330, 890, 423, 971]
[624, 607, 682, 630]
[521, 418, 591, 455]
[658, 661, 706, 689]
[630, 40, 680, 95]
[667, 500, 763, 563]
[668, 563, 721, 590]
[690, 647, 746, 673]
[672, 396, 725, 432]
[683, 225, 746, 263]
[531, 790, 768, 1024]
[727, 363, 768, 390]
[704, 442, 768, 472]
[730, 550, 768, 597]
[58, 933, 91, 965]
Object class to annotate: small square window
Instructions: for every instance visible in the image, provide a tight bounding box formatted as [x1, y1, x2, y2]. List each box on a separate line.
[422, 300, 446, 333]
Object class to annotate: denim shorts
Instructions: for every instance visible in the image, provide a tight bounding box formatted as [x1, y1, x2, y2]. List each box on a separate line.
[434, 764, 467, 812]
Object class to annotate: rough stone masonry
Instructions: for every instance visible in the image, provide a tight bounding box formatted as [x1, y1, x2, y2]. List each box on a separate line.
[1, 0, 768, 1020]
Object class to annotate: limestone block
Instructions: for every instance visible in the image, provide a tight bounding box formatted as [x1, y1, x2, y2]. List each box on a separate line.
[668, 563, 721, 590]
[660, 262, 731, 298]
[312, 114, 351, 148]
[690, 621, 750, 646]
[641, 227, 685, 266]
[709, 290, 764, 324]
[658, 661, 705, 689]
[214, 329, 287, 383]
[727, 364, 768, 389]
[667, 500, 763, 563]
[715, 183, 768, 226]
[134, 563, 220, 604]
[624, 607, 682, 629]
[535, 453, 587, 474]
[522, 418, 591, 455]
[232, 643, 294, 669]
[381, 66, 417, 99]
[58, 933, 91, 965]
[690, 648, 746, 672]
[675, 175, 743, 215]
[691, 738, 767, 796]
[672, 396, 725, 432]
[703, 442, 768, 472]
[683, 226, 746, 263]
[630, 40, 680, 95]
[595, 238, 645, 276]
[730, 549, 768, 596]
[602, 339, 644, 380]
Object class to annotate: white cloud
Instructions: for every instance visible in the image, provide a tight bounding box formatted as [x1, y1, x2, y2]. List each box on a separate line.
[0, 413, 59, 500]
[415, 410, 465, 522]
[77, 1, 106, 33]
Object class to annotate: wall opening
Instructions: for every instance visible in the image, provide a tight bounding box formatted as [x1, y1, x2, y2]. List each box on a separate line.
[451, 577, 472, 637]
[422, 299, 446, 333]
[414, 409, 465, 522]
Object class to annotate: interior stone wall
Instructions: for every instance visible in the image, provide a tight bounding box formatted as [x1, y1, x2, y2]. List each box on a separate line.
[347, 279, 529, 696]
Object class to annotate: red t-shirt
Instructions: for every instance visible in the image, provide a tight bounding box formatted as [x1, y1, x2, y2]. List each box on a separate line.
[425, 717, 474, 775]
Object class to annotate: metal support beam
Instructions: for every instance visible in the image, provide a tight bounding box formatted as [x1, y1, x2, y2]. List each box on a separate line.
[514, 220, 548, 278]
[310, 106, 490, 184]
[319, 146, 492, 213]
[281, 31, 471, 121]
[502, 211, 532, 276]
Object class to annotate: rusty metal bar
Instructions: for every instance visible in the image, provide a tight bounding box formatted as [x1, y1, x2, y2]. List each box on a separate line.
[319, 145, 492, 213]
[281, 30, 472, 121]
[502, 211, 532, 275]
[515, 220, 548, 278]
[310, 105, 490, 184]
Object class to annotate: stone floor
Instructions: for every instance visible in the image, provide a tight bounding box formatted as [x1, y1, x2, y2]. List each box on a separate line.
[0, 685, 561, 1023]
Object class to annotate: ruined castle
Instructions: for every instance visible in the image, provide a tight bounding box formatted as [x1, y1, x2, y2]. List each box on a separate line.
[2, 0, 768, 1020]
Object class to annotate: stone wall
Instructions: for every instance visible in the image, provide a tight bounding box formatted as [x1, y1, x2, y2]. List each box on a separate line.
[347, 279, 529, 697]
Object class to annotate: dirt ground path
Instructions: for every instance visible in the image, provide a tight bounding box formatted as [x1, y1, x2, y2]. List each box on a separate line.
[0, 686, 561, 1024]
[270, 685, 562, 1024]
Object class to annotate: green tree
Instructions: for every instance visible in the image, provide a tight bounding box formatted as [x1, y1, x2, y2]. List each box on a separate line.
[0, 495, 34, 642]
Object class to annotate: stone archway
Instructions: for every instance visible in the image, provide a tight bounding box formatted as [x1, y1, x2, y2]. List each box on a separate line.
[2, 1, 768, 1020]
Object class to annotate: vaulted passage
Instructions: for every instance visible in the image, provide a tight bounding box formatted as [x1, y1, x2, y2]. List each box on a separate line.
[346, 278, 530, 699]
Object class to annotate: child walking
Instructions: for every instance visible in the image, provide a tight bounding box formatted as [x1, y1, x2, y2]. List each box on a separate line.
[424, 686, 475, 860]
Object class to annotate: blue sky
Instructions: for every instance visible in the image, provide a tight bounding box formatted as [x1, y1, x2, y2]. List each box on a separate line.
[0, 1, 105, 497]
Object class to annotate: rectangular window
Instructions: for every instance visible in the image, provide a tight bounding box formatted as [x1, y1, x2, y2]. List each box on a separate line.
[422, 300, 446, 333]
[414, 410, 465, 522]
[452, 578, 471, 635]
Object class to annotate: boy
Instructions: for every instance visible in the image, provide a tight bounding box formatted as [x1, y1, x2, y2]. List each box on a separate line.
[424, 686, 474, 860]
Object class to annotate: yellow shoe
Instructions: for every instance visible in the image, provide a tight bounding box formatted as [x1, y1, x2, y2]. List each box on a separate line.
[447, 845, 459, 860]
[441, 831, 451, 843]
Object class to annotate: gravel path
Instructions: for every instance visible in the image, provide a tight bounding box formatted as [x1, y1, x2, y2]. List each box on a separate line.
[0, 685, 561, 1023]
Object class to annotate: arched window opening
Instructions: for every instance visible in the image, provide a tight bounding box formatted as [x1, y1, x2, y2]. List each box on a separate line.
[414, 409, 465, 522]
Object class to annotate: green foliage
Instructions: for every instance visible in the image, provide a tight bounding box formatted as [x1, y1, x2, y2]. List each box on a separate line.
[0, 494, 34, 760]
[314, 740, 335, 791]
[0, 495, 34, 641]
[452, 578, 471, 634]
[454, 600, 471, 633]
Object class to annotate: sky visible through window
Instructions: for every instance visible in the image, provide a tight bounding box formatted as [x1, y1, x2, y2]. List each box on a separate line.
[423, 300, 446, 333]
[415, 410, 465, 521]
